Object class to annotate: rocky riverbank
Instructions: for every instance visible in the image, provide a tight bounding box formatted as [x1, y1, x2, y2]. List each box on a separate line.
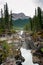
[0, 31, 43, 65]
[31, 32, 43, 65]
[21, 31, 43, 65]
[0, 31, 25, 65]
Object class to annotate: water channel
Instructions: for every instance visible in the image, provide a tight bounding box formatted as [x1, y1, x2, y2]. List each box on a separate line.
[21, 48, 38, 65]
[0, 31, 39, 65]
[20, 31, 39, 65]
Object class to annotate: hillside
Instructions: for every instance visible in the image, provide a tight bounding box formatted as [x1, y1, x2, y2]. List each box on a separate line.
[12, 13, 30, 29]
[12, 19, 29, 27]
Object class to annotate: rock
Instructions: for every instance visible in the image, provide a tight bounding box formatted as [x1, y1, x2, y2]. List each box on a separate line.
[16, 60, 22, 65]
[1, 58, 16, 65]
[32, 56, 40, 64]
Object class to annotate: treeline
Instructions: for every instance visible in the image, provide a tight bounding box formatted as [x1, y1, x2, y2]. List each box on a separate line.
[0, 3, 12, 33]
[24, 7, 43, 32]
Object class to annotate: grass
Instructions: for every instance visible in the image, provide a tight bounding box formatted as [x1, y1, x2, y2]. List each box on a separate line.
[13, 26, 23, 30]
[41, 48, 43, 52]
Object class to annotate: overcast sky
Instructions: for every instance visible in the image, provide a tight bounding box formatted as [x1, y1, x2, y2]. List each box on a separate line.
[0, 0, 43, 17]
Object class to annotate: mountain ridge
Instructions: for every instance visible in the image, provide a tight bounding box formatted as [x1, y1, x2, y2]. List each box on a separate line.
[12, 13, 30, 29]
[12, 12, 29, 20]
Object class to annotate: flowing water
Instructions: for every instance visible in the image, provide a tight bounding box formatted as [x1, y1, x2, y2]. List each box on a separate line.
[1, 31, 39, 65]
[20, 31, 39, 65]
[21, 48, 38, 65]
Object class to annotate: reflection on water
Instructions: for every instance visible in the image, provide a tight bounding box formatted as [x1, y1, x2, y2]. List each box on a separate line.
[21, 48, 39, 65]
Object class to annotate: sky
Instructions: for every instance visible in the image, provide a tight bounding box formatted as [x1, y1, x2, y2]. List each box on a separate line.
[0, 0, 43, 17]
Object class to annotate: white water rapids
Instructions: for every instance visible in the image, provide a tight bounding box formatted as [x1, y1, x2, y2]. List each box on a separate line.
[20, 31, 39, 65]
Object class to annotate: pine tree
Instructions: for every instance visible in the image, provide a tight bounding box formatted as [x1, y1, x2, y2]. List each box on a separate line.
[0, 8, 5, 32]
[10, 11, 13, 29]
[37, 7, 42, 30]
[29, 18, 33, 31]
[4, 3, 9, 30]
[0, 9, 3, 29]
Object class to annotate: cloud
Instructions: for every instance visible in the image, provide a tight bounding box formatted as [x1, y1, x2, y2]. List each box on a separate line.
[0, 0, 5, 5]
[34, 0, 43, 4]
[37, 0, 43, 3]
[2, 0, 35, 17]
[0, 0, 43, 17]
[33, 0, 43, 9]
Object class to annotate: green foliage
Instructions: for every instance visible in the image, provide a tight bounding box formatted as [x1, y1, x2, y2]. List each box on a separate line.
[0, 41, 11, 63]
[34, 7, 43, 31]
[25, 7, 43, 32]
[29, 18, 33, 31]
[12, 19, 29, 28]
[10, 29, 16, 33]
[24, 23, 29, 31]
[40, 48, 43, 52]
[2, 41, 9, 51]
[4, 3, 10, 29]
[24, 18, 33, 31]
[37, 7, 42, 30]
[0, 29, 4, 34]
[10, 11, 13, 29]
[0, 9, 4, 29]
[0, 3, 13, 33]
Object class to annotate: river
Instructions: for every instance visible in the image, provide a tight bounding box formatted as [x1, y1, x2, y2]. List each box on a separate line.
[21, 48, 38, 65]
[0, 30, 39, 65]
[20, 31, 39, 65]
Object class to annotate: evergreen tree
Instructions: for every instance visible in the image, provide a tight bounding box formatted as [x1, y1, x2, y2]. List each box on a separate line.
[29, 18, 33, 31]
[24, 24, 29, 31]
[41, 12, 43, 29]
[0, 9, 3, 29]
[32, 7, 43, 32]
[33, 9, 38, 32]
[37, 7, 42, 30]
[4, 3, 9, 30]
[10, 11, 13, 29]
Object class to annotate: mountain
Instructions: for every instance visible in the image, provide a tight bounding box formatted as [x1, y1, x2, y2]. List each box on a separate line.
[12, 13, 30, 29]
[12, 13, 29, 20]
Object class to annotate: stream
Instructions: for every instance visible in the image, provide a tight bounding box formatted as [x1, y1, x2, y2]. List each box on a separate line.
[20, 31, 39, 65]
[0, 30, 39, 65]
[21, 48, 38, 65]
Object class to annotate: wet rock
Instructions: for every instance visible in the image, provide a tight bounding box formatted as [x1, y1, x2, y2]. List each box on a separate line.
[1, 58, 16, 65]
[31, 48, 43, 65]
[16, 60, 22, 65]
